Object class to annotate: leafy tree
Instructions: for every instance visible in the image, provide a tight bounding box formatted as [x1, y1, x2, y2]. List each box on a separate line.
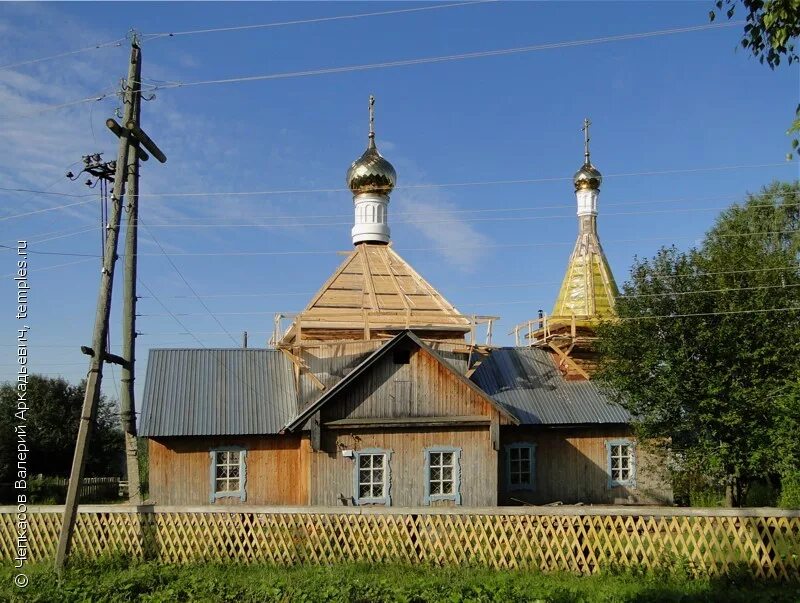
[596, 181, 800, 506]
[0, 375, 123, 483]
[710, 0, 800, 156]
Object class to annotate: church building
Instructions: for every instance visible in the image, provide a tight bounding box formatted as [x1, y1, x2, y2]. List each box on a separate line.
[140, 99, 672, 507]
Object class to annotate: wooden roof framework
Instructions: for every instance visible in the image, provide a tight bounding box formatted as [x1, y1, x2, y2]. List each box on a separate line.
[272, 244, 497, 347]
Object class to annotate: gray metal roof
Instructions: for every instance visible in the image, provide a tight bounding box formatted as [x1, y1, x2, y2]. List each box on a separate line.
[470, 347, 630, 425]
[139, 349, 298, 437]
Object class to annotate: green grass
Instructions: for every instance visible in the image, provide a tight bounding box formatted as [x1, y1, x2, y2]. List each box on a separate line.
[1, 560, 798, 603]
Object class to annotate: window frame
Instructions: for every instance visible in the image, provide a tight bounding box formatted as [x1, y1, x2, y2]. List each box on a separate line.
[423, 446, 462, 505]
[208, 446, 247, 503]
[606, 439, 636, 488]
[505, 442, 536, 492]
[353, 448, 392, 505]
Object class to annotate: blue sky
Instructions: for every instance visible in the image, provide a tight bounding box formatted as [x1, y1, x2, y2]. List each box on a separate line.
[0, 1, 797, 404]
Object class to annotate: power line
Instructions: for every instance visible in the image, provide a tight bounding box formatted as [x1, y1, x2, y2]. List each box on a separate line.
[0, 2, 491, 73]
[130, 162, 795, 199]
[132, 304, 800, 332]
[0, 89, 117, 121]
[139, 219, 240, 346]
[1, 162, 793, 223]
[0, 199, 95, 222]
[619, 306, 800, 321]
[143, 1, 495, 39]
[141, 191, 800, 221]
[0, 38, 126, 71]
[137, 279, 213, 348]
[462, 283, 800, 307]
[149, 21, 743, 91]
[135, 265, 800, 302]
[0, 21, 744, 120]
[5, 230, 798, 259]
[137, 283, 800, 317]
[97, 202, 800, 229]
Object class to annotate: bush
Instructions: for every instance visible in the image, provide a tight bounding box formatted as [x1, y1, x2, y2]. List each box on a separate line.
[779, 473, 800, 509]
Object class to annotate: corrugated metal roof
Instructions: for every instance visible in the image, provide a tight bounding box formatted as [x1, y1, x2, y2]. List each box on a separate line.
[139, 349, 298, 437]
[470, 347, 630, 425]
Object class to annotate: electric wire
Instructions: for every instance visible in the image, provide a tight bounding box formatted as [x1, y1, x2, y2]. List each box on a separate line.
[0, 1, 491, 73]
[138, 218, 240, 346]
[149, 21, 743, 91]
[0, 21, 744, 120]
[133, 266, 799, 302]
[136, 283, 800, 317]
[3, 229, 798, 259]
[19, 200, 799, 243]
[98, 202, 800, 229]
[143, 1, 495, 39]
[128, 162, 795, 198]
[0, 89, 117, 121]
[0, 38, 126, 71]
[130, 303, 800, 335]
[0, 161, 794, 223]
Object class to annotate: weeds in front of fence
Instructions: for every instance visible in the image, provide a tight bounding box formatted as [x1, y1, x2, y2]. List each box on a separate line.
[1, 558, 797, 603]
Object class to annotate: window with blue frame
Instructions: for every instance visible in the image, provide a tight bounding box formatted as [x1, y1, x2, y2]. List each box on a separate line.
[209, 447, 247, 502]
[354, 449, 392, 505]
[506, 443, 535, 491]
[424, 447, 461, 505]
[606, 439, 636, 487]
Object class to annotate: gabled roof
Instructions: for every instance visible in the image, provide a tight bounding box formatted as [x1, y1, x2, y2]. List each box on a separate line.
[284, 330, 518, 431]
[139, 349, 298, 437]
[280, 244, 471, 343]
[470, 347, 630, 425]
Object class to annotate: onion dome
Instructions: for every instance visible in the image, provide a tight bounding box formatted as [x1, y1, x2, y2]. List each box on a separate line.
[346, 96, 396, 196]
[573, 162, 602, 191]
[573, 117, 602, 191]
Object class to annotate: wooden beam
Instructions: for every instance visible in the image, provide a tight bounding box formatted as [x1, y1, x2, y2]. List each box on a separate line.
[310, 411, 321, 451]
[548, 342, 590, 380]
[279, 348, 326, 392]
[490, 411, 500, 451]
[324, 416, 490, 429]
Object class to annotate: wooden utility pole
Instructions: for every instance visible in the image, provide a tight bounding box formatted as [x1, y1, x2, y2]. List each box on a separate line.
[119, 40, 143, 505]
[54, 39, 140, 572]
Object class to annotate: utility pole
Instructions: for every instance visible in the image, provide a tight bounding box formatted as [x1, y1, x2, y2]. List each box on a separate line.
[54, 39, 140, 573]
[119, 39, 143, 506]
[55, 35, 166, 572]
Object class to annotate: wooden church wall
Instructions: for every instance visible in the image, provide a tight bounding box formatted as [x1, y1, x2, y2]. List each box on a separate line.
[497, 426, 673, 506]
[310, 427, 497, 507]
[295, 339, 475, 409]
[318, 346, 499, 423]
[148, 435, 309, 506]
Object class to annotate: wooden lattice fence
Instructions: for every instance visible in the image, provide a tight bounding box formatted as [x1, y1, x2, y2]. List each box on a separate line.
[2, 505, 798, 579]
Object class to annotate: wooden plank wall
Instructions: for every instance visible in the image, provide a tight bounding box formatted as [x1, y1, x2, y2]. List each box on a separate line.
[319, 346, 498, 422]
[295, 339, 474, 408]
[148, 435, 308, 506]
[311, 427, 497, 507]
[498, 426, 673, 505]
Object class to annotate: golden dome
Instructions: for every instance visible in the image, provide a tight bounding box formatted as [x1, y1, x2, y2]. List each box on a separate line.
[347, 138, 396, 196]
[347, 95, 396, 196]
[573, 162, 602, 191]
